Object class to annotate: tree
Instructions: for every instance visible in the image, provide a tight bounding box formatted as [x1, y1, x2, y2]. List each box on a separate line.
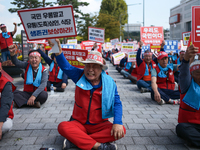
[99, 0, 128, 25]
[8, 0, 53, 13]
[96, 13, 120, 40]
[56, 0, 90, 35]
[78, 13, 97, 41]
[13, 34, 21, 43]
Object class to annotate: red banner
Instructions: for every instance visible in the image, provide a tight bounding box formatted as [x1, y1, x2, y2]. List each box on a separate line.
[80, 41, 102, 53]
[62, 48, 88, 68]
[140, 27, 164, 45]
[192, 6, 200, 53]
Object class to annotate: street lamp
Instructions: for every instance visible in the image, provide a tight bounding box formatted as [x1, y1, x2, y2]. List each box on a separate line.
[127, 3, 141, 41]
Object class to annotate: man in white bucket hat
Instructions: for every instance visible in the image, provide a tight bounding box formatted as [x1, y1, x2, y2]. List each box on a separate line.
[176, 44, 200, 147]
[48, 39, 126, 150]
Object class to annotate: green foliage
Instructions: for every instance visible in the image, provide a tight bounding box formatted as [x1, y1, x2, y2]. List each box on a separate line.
[13, 34, 21, 43]
[96, 13, 120, 40]
[78, 13, 97, 41]
[8, 0, 54, 13]
[99, 0, 128, 25]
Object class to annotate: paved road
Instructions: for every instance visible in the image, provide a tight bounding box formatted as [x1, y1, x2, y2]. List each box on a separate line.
[0, 61, 197, 150]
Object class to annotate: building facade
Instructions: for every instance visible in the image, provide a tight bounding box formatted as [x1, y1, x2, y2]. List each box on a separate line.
[170, 0, 200, 40]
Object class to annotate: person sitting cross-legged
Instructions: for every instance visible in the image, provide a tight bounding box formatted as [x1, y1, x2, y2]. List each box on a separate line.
[176, 44, 200, 147]
[37, 49, 68, 92]
[136, 41, 157, 93]
[151, 51, 180, 105]
[9, 45, 48, 108]
[49, 39, 126, 150]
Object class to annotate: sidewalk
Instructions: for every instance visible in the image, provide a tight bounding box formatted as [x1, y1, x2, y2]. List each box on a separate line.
[0, 61, 197, 150]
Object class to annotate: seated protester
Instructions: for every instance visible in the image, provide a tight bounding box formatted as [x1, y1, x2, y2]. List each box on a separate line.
[116, 53, 127, 73]
[176, 45, 200, 147]
[120, 59, 132, 78]
[0, 59, 16, 139]
[136, 41, 157, 93]
[37, 49, 68, 92]
[174, 50, 185, 83]
[151, 51, 180, 105]
[127, 61, 137, 84]
[49, 39, 126, 150]
[9, 45, 48, 108]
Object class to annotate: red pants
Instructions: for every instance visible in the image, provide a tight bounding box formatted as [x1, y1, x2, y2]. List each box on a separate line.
[58, 120, 126, 150]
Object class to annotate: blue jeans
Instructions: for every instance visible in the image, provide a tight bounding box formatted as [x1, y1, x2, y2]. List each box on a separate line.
[137, 80, 151, 90]
[120, 69, 130, 77]
[151, 88, 180, 102]
[1, 51, 11, 61]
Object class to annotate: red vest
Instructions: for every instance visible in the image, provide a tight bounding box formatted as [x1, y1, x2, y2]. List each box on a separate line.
[178, 93, 200, 124]
[24, 64, 47, 92]
[0, 32, 13, 50]
[49, 63, 62, 83]
[0, 74, 16, 119]
[72, 85, 108, 124]
[137, 60, 156, 81]
[155, 66, 175, 90]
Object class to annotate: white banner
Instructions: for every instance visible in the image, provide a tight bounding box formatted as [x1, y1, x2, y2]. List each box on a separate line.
[112, 52, 125, 65]
[18, 5, 77, 40]
[121, 43, 134, 53]
[88, 27, 105, 43]
[110, 38, 119, 45]
[67, 39, 77, 45]
[182, 32, 191, 46]
[128, 51, 137, 62]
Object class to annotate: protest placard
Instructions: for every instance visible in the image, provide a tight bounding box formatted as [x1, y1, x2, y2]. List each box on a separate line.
[88, 27, 105, 43]
[112, 52, 125, 65]
[67, 39, 77, 45]
[128, 51, 137, 62]
[140, 27, 163, 45]
[192, 6, 200, 53]
[121, 43, 134, 53]
[182, 32, 191, 46]
[110, 38, 119, 45]
[164, 40, 178, 53]
[81, 41, 102, 53]
[150, 43, 161, 50]
[18, 5, 77, 40]
[62, 48, 88, 68]
[61, 44, 76, 49]
[27, 39, 46, 44]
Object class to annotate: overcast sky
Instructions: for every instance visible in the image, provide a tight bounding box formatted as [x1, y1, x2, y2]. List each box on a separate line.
[0, 0, 181, 37]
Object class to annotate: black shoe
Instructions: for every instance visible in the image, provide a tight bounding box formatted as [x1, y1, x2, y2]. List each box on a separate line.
[62, 139, 78, 150]
[33, 101, 41, 108]
[98, 143, 117, 150]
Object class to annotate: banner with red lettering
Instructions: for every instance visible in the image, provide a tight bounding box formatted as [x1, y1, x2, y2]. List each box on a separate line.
[18, 5, 77, 41]
[62, 48, 88, 68]
[80, 41, 102, 53]
[140, 27, 164, 45]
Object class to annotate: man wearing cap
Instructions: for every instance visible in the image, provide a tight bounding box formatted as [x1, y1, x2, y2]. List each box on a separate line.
[0, 58, 16, 139]
[37, 49, 68, 92]
[136, 41, 157, 93]
[49, 39, 126, 150]
[8, 45, 48, 108]
[151, 51, 180, 105]
[0, 23, 17, 62]
[176, 44, 200, 147]
[174, 50, 185, 83]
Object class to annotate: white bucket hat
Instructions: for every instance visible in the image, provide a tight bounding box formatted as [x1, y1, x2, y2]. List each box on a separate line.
[77, 51, 108, 70]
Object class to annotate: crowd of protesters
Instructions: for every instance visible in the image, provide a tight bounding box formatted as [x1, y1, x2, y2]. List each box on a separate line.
[0, 23, 200, 149]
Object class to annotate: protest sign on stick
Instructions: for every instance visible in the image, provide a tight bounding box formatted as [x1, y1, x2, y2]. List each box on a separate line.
[112, 52, 125, 65]
[62, 48, 88, 68]
[88, 27, 105, 43]
[192, 6, 200, 53]
[18, 5, 77, 41]
[182, 32, 191, 46]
